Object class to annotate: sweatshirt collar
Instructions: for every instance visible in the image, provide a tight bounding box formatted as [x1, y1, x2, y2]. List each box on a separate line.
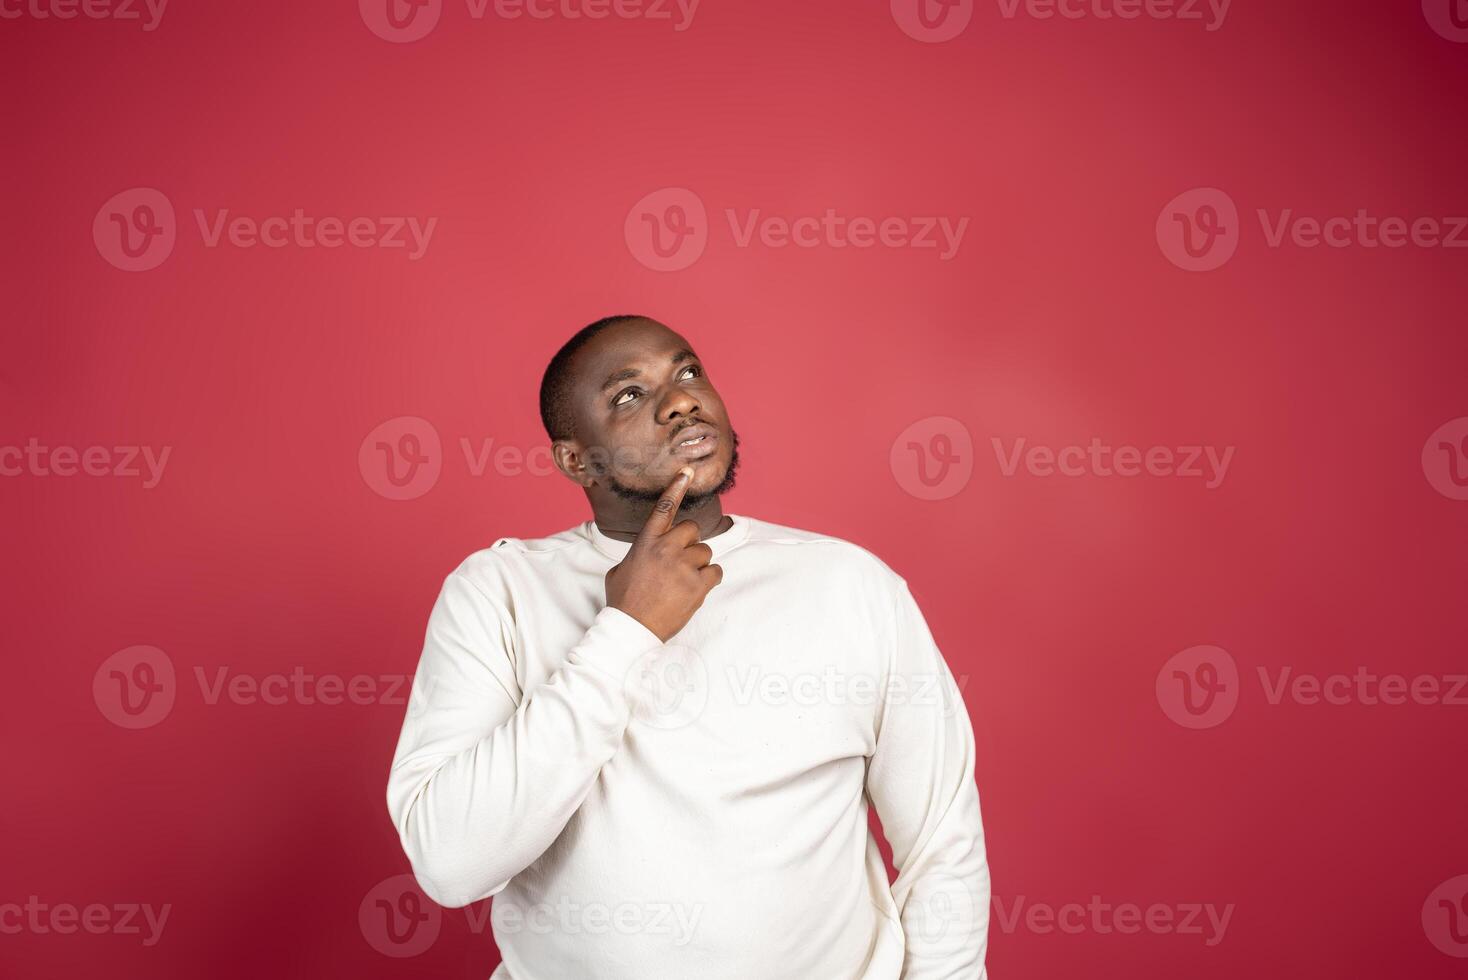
[584, 512, 750, 561]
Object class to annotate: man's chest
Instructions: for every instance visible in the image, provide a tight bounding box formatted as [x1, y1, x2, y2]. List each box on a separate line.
[507, 558, 890, 769]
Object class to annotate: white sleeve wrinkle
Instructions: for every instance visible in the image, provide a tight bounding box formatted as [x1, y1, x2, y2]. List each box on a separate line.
[867, 581, 992, 980]
[385, 573, 663, 908]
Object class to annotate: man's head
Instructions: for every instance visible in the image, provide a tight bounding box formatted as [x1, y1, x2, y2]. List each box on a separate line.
[540, 315, 740, 509]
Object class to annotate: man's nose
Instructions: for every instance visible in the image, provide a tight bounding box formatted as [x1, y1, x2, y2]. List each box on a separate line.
[658, 387, 701, 422]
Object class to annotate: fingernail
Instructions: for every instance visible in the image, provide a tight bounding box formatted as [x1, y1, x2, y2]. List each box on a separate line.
[678, 466, 694, 479]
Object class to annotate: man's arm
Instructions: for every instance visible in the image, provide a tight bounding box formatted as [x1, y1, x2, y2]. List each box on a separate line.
[866, 578, 991, 979]
[386, 467, 721, 908]
[386, 572, 663, 908]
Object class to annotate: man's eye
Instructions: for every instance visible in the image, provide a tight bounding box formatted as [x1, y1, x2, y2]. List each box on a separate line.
[613, 367, 699, 407]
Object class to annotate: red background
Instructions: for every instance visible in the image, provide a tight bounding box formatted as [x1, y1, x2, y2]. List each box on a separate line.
[4, 0, 1466, 976]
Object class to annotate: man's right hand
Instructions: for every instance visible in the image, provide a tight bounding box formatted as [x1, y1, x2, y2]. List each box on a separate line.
[604, 467, 724, 643]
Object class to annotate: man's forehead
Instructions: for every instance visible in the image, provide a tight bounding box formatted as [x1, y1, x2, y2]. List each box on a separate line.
[573, 321, 696, 386]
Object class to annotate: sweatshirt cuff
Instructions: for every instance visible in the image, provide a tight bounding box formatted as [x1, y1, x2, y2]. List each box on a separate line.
[567, 605, 665, 682]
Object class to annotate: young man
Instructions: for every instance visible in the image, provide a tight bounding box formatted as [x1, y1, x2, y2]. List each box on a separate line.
[386, 315, 991, 979]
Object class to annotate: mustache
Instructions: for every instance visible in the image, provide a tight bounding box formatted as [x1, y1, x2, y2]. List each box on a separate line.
[669, 418, 718, 442]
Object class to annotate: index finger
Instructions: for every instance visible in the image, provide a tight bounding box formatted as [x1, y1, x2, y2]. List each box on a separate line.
[640, 466, 694, 539]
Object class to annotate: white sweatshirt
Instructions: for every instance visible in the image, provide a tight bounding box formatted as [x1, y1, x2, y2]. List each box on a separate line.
[386, 513, 990, 979]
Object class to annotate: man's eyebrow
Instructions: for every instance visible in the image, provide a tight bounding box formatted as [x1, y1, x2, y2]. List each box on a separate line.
[597, 348, 700, 393]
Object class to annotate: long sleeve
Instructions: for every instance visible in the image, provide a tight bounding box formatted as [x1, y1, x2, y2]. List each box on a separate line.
[385, 570, 663, 908]
[866, 578, 991, 979]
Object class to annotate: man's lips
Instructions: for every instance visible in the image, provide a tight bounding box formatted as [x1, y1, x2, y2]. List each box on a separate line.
[670, 423, 718, 458]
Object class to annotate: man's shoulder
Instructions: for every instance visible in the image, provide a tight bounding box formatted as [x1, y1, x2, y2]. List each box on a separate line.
[438, 522, 590, 597]
[436, 514, 910, 596]
[484, 522, 588, 558]
[740, 515, 908, 588]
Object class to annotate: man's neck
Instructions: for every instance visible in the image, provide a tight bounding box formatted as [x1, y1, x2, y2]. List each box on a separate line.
[591, 496, 732, 543]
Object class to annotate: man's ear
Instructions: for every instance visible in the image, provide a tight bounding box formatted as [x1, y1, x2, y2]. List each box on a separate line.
[551, 440, 597, 488]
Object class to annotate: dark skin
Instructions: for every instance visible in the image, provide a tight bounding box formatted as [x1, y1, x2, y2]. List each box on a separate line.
[551, 317, 739, 540]
[550, 318, 740, 640]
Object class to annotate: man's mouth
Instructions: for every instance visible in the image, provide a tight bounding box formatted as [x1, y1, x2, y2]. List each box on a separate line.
[671, 423, 718, 458]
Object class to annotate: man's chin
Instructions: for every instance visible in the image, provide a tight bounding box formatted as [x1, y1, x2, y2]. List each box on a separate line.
[607, 465, 730, 505]
[605, 434, 740, 505]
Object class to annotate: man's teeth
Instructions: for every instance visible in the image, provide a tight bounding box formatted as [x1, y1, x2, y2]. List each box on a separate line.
[679, 435, 706, 447]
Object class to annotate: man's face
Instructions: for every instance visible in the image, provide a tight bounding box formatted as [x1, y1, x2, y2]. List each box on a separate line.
[565, 319, 739, 505]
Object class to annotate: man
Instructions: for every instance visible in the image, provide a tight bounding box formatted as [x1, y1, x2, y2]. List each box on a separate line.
[386, 315, 991, 979]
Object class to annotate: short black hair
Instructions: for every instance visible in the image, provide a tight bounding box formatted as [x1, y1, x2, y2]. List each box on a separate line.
[539, 314, 649, 442]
